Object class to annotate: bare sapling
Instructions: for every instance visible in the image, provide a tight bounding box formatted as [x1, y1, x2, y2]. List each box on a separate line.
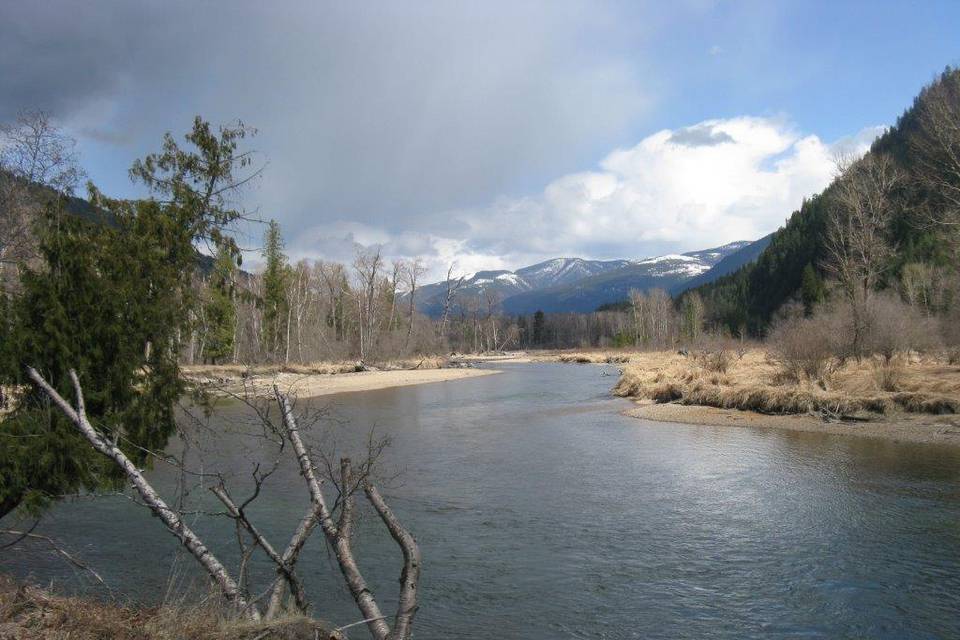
[276, 387, 422, 640]
[25, 367, 422, 639]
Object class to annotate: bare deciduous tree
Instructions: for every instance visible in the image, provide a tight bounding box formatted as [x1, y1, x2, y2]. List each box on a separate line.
[403, 258, 426, 351]
[909, 69, 960, 240]
[0, 110, 85, 292]
[354, 248, 384, 362]
[824, 153, 903, 357]
[438, 263, 465, 340]
[0, 109, 84, 195]
[276, 388, 421, 640]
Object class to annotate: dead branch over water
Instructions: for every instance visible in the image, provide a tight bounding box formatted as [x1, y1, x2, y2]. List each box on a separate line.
[24, 367, 422, 639]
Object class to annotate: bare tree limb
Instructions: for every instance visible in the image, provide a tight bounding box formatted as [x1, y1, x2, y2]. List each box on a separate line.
[211, 483, 314, 616]
[1, 529, 105, 585]
[275, 386, 391, 640]
[364, 482, 422, 640]
[26, 367, 256, 619]
[265, 501, 323, 619]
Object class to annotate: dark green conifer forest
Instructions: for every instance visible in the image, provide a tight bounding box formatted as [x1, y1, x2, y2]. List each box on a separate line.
[692, 67, 960, 335]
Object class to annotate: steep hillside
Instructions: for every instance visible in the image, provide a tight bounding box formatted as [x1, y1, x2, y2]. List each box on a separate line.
[691, 67, 960, 335]
[672, 234, 773, 295]
[0, 170, 225, 276]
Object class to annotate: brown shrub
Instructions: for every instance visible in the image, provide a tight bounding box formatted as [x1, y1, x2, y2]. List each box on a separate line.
[694, 349, 733, 374]
[767, 315, 837, 384]
[862, 292, 942, 361]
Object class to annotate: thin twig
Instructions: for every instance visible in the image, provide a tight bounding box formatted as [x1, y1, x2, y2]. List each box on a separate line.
[1, 529, 105, 585]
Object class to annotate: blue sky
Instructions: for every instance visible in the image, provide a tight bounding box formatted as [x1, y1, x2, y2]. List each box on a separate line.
[2, 1, 958, 277]
[637, 1, 959, 138]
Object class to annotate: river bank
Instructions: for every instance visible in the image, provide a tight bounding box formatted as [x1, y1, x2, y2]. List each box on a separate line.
[532, 347, 960, 447]
[184, 359, 499, 399]
[625, 400, 960, 446]
[0, 575, 336, 640]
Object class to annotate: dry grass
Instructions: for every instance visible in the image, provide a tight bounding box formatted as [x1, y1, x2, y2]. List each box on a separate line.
[553, 351, 633, 364]
[613, 349, 960, 418]
[0, 577, 335, 640]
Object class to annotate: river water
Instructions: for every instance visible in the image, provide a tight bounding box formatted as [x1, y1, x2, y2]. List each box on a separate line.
[6, 362, 960, 639]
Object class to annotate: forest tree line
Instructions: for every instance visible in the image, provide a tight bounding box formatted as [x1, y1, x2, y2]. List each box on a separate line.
[188, 221, 720, 363]
[692, 66, 960, 351]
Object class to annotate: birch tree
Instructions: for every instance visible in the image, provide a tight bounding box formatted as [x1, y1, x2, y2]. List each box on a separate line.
[23, 366, 422, 637]
[403, 258, 426, 351]
[824, 153, 903, 357]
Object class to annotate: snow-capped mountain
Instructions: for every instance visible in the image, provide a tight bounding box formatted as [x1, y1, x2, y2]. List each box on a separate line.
[412, 259, 630, 316]
[413, 240, 759, 316]
[514, 258, 632, 289]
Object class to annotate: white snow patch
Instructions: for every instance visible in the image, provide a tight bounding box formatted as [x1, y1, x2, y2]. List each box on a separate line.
[636, 254, 701, 265]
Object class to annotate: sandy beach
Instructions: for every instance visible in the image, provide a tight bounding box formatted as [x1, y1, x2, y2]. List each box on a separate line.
[451, 352, 534, 364]
[625, 401, 960, 447]
[190, 366, 500, 399]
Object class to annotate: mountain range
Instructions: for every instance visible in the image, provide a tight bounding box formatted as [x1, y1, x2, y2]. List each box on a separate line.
[414, 238, 771, 316]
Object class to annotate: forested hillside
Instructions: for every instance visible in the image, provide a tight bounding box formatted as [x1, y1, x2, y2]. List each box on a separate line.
[693, 67, 960, 335]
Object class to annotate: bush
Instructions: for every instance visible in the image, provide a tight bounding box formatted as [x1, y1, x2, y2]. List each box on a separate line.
[695, 349, 733, 373]
[941, 309, 960, 364]
[767, 314, 837, 384]
[862, 292, 941, 362]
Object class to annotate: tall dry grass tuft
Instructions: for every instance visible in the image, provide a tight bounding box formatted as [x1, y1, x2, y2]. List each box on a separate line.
[872, 359, 905, 392]
[555, 351, 633, 364]
[614, 348, 959, 419]
[0, 577, 336, 640]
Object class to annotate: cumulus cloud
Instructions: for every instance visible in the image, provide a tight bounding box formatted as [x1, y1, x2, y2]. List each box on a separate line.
[457, 117, 883, 259]
[299, 116, 882, 280]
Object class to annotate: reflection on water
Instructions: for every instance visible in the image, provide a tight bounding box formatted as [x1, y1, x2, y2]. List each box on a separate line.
[5, 363, 960, 639]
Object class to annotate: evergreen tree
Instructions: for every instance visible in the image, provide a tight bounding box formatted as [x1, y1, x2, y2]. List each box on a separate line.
[532, 310, 545, 346]
[0, 117, 257, 520]
[203, 246, 237, 364]
[800, 263, 826, 315]
[680, 292, 705, 342]
[261, 220, 289, 356]
[1, 198, 190, 517]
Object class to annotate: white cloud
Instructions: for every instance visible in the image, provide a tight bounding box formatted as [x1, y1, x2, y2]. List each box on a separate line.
[286, 116, 884, 281]
[454, 116, 883, 261]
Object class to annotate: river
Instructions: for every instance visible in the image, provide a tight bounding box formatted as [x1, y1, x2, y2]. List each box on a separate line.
[6, 362, 960, 639]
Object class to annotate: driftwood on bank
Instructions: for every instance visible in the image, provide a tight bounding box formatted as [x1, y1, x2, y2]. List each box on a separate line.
[25, 367, 422, 639]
